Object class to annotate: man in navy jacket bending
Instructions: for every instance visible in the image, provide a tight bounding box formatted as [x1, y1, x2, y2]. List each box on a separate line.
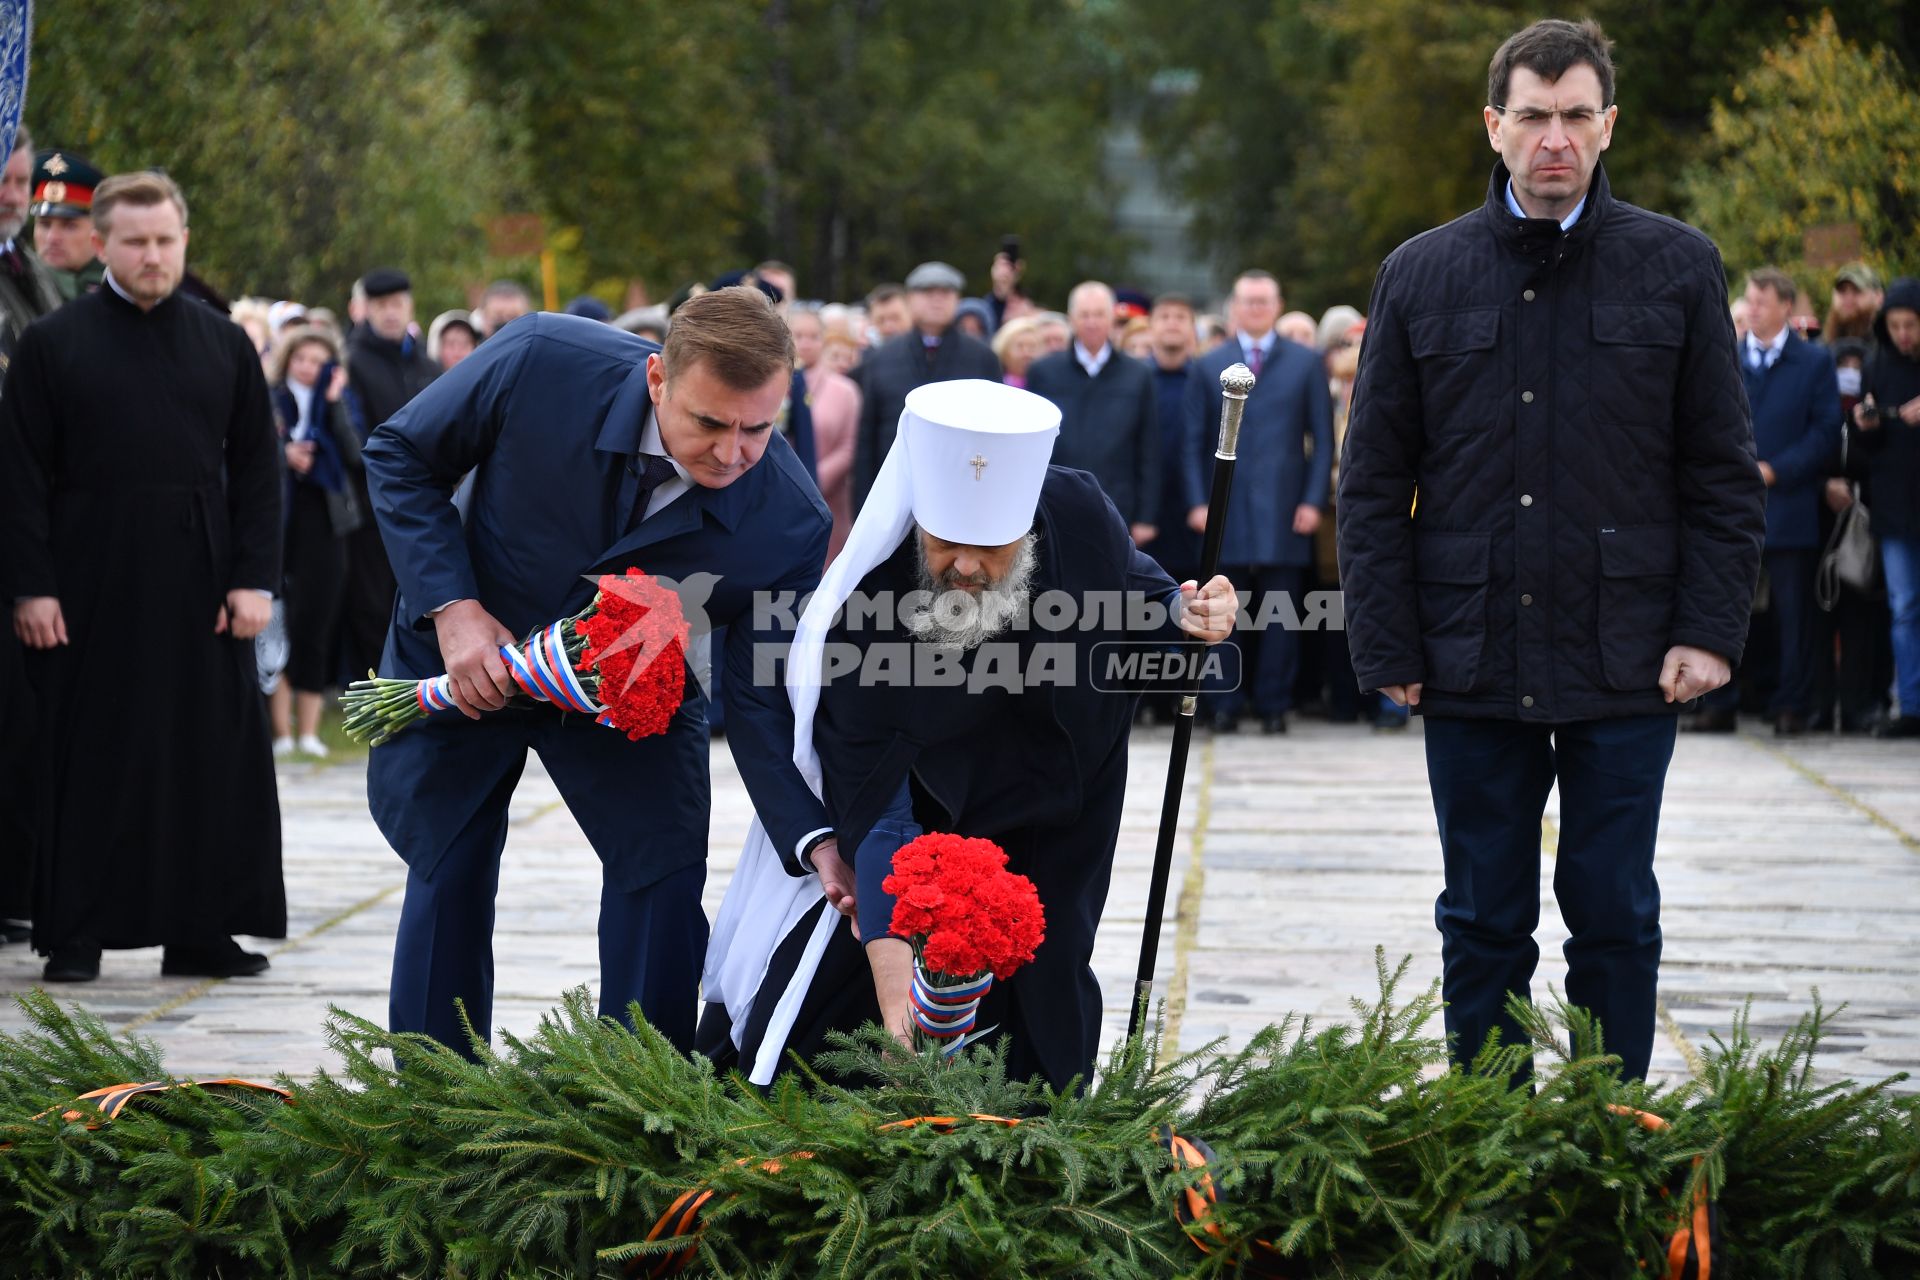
[363, 287, 831, 1056]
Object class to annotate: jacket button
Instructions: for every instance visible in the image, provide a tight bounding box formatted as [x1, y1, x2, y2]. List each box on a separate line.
[1523, 289, 1536, 301]
[1521, 593, 1533, 606]
[1520, 494, 1534, 507]
[1522, 696, 1535, 708]
[1521, 390, 1535, 403]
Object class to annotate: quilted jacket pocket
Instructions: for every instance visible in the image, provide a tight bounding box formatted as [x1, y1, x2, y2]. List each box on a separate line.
[1414, 529, 1492, 693]
[1591, 303, 1684, 425]
[1596, 524, 1679, 691]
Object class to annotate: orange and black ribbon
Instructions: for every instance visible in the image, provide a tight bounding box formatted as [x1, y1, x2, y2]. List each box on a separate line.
[1609, 1105, 1719, 1280]
[1158, 1126, 1291, 1277]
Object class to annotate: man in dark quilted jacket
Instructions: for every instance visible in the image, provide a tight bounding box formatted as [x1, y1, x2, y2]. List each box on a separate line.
[1336, 18, 1765, 1082]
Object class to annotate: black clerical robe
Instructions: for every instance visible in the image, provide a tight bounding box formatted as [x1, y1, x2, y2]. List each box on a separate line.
[0, 284, 286, 951]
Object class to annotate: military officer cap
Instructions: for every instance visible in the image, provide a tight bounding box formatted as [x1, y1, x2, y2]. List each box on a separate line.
[361, 267, 412, 298]
[1114, 287, 1153, 322]
[31, 150, 104, 219]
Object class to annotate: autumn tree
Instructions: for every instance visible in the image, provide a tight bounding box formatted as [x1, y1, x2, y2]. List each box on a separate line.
[1682, 11, 1920, 285]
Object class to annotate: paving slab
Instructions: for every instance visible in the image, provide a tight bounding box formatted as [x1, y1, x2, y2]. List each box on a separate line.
[0, 718, 1912, 1093]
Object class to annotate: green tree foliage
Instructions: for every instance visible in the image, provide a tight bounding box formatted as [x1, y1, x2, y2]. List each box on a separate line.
[1681, 12, 1920, 284]
[452, 0, 769, 302]
[1121, 0, 1918, 311]
[455, 0, 1129, 305]
[28, 1, 512, 307]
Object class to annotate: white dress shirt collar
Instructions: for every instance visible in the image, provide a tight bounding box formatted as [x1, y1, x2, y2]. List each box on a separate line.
[636, 410, 692, 519]
[1504, 179, 1587, 232]
[1074, 339, 1112, 378]
[1747, 325, 1789, 368]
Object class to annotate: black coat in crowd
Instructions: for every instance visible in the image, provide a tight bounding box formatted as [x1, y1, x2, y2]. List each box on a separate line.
[342, 324, 438, 678]
[1338, 162, 1766, 722]
[1025, 348, 1161, 528]
[850, 327, 1000, 511]
[1854, 278, 1920, 540]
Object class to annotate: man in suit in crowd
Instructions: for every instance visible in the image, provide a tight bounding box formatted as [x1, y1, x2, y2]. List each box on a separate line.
[1185, 270, 1334, 733]
[1025, 280, 1161, 545]
[850, 261, 1000, 511]
[1686, 267, 1839, 735]
[362, 286, 832, 1057]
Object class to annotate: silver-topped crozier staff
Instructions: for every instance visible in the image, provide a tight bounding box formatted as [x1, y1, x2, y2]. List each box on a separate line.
[1129, 362, 1255, 1042]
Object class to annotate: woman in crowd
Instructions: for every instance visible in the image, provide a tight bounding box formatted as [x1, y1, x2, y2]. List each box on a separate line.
[990, 315, 1044, 388]
[788, 305, 861, 560]
[268, 326, 366, 757]
[427, 309, 480, 371]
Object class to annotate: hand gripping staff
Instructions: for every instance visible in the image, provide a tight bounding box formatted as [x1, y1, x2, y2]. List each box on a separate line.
[1128, 362, 1254, 1041]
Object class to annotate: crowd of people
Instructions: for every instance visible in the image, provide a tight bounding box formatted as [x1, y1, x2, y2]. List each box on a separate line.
[1, 12, 1917, 1099]
[213, 245, 1920, 747]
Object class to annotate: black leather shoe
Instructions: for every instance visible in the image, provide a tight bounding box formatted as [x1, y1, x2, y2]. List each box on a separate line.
[1261, 714, 1289, 735]
[43, 942, 100, 983]
[1679, 708, 1737, 734]
[0, 919, 31, 945]
[1206, 712, 1240, 734]
[1774, 711, 1807, 737]
[1874, 715, 1920, 740]
[162, 938, 270, 978]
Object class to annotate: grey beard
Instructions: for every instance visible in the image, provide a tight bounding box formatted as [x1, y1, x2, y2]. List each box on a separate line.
[907, 532, 1038, 651]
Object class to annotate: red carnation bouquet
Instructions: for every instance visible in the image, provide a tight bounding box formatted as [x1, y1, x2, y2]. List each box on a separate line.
[339, 568, 688, 747]
[883, 833, 1046, 1058]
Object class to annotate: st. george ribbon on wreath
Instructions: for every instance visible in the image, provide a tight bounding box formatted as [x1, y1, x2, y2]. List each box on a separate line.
[1129, 363, 1255, 1041]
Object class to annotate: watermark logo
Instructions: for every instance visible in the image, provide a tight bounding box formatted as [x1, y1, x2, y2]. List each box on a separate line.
[1090, 642, 1239, 694]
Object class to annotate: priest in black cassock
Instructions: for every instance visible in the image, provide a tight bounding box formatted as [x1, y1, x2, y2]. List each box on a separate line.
[701, 380, 1237, 1090]
[0, 172, 285, 983]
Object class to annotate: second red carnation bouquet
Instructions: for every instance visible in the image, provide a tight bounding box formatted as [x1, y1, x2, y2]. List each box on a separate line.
[340, 567, 688, 746]
[883, 833, 1046, 1058]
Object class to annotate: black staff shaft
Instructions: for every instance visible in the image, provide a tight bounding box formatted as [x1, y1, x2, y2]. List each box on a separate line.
[1130, 364, 1253, 1042]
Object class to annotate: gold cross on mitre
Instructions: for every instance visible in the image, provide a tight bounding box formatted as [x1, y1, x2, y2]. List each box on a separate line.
[969, 454, 988, 481]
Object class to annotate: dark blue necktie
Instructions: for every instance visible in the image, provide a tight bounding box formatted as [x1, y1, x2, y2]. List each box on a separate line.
[629, 452, 678, 529]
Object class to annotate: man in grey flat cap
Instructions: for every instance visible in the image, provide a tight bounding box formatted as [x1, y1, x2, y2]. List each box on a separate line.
[850, 260, 1000, 512]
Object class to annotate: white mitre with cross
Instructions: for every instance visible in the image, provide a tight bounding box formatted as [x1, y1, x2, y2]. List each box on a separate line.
[901, 379, 1061, 545]
[700, 377, 1059, 1085]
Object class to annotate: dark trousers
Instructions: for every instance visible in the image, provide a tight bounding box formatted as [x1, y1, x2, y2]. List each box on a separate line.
[1424, 714, 1677, 1081]
[340, 514, 397, 683]
[283, 485, 349, 693]
[387, 745, 707, 1057]
[1811, 580, 1893, 726]
[1707, 548, 1816, 718]
[1204, 564, 1305, 719]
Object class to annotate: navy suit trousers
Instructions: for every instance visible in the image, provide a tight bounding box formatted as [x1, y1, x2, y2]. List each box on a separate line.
[1704, 547, 1817, 718]
[1423, 714, 1677, 1081]
[386, 716, 708, 1057]
[1204, 564, 1306, 719]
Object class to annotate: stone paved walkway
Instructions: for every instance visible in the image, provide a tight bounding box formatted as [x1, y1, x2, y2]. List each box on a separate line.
[3, 721, 1915, 1091]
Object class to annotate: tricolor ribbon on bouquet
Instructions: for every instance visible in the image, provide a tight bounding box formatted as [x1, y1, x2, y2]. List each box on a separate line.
[908, 966, 995, 1056]
[339, 567, 689, 748]
[412, 621, 618, 730]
